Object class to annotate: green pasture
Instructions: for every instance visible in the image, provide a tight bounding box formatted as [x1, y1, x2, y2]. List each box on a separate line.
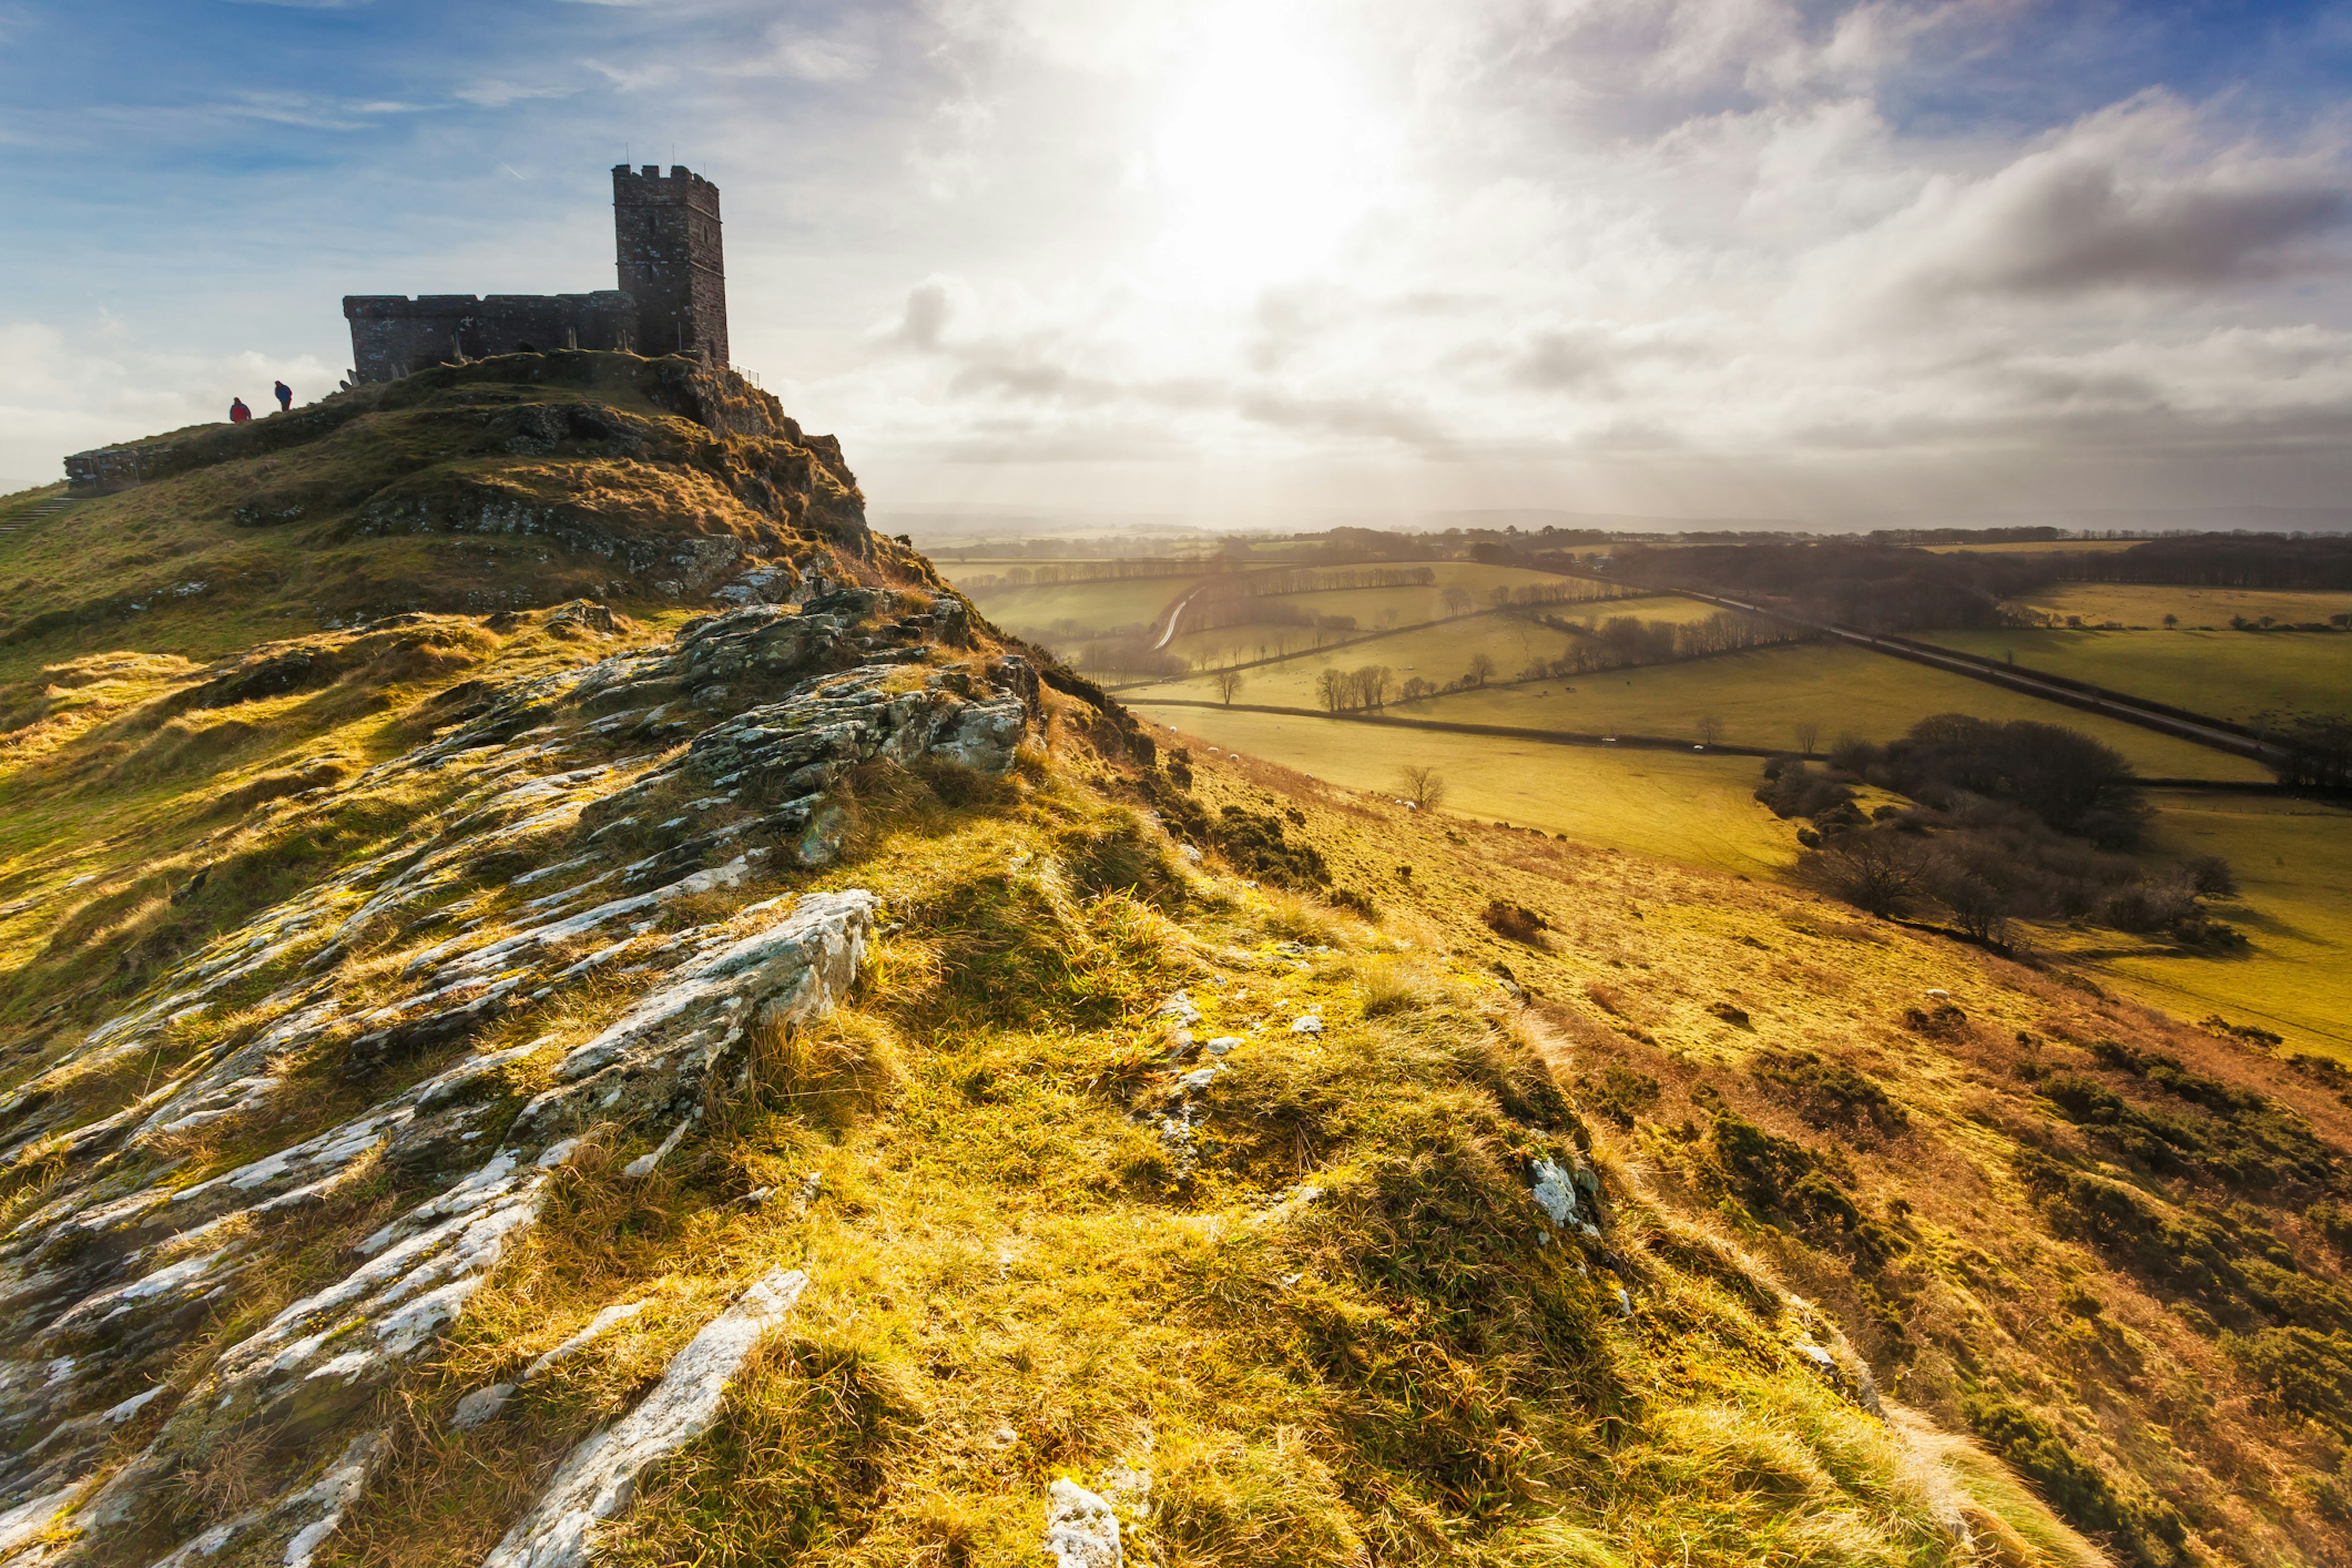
[1550, 592, 1730, 627]
[1379, 642, 2267, 779]
[1165, 563, 1601, 657]
[1926, 628, 2352, 725]
[1999, 581, 2352, 628]
[957, 575, 1194, 635]
[1131, 702, 1801, 875]
[1134, 615, 1583, 702]
[2062, 791, 2352, 1058]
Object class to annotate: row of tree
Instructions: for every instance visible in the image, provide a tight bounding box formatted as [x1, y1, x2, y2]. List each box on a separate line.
[1315, 664, 1399, 712]
[1221, 564, 1439, 598]
[956, 558, 1215, 589]
[2057, 535, 2352, 590]
[1513, 609, 1804, 677]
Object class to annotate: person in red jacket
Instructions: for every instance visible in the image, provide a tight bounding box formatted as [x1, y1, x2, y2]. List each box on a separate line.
[229, 398, 252, 424]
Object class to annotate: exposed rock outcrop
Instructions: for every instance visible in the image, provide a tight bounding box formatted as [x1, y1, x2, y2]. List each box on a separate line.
[0, 590, 1037, 1564]
[480, 1268, 807, 1568]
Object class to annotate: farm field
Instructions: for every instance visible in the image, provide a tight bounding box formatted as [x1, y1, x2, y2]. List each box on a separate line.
[1164, 589, 1683, 669]
[1140, 703, 2351, 1057]
[2053, 791, 2352, 1057]
[1133, 615, 1585, 703]
[1162, 564, 1611, 662]
[1355, 641, 2267, 778]
[1926, 628, 2351, 726]
[1551, 592, 1733, 627]
[1134, 702, 1802, 874]
[1997, 581, 2352, 627]
[958, 574, 1192, 635]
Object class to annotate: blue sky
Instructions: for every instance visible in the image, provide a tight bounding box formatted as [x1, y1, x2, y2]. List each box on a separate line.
[6, 0, 2352, 527]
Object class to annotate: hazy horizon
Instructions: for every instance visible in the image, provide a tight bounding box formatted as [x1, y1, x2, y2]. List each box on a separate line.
[7, 0, 2352, 532]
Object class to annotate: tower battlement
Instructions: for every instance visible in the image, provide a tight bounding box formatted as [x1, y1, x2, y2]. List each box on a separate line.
[612, 164, 728, 364]
[342, 167, 729, 383]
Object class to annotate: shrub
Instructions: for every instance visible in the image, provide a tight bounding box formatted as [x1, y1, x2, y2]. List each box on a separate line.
[2310, 1203, 2352, 1253]
[1585, 1063, 1662, 1127]
[1960, 1392, 2187, 1567]
[1750, 1049, 1907, 1136]
[1701, 1112, 1897, 1263]
[1480, 900, 1550, 944]
[2187, 855, 2239, 897]
[1753, 758, 1854, 821]
[2222, 1325, 2352, 1439]
[1212, 806, 1328, 888]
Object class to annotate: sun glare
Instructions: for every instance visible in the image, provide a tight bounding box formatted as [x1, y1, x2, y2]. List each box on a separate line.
[1150, 2, 1385, 293]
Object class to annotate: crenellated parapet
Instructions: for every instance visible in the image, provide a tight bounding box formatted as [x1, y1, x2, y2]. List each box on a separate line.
[342, 291, 640, 383]
[339, 165, 729, 385]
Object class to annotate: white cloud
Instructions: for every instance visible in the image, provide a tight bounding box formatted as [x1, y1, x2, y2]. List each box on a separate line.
[218, 91, 427, 130]
[15, 0, 2352, 522]
[453, 79, 579, 109]
[1802, 93, 2352, 317]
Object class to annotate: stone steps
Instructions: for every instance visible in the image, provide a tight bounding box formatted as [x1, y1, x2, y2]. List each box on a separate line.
[0, 496, 78, 537]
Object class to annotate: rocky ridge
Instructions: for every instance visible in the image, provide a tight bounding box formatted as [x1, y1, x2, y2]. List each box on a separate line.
[0, 587, 1038, 1567]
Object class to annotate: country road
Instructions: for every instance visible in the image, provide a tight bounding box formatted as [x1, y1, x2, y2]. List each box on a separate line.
[1653, 581, 2284, 764]
[1101, 551, 2286, 772]
[1150, 582, 1215, 651]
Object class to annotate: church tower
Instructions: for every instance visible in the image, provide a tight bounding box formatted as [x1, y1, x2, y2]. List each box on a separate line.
[611, 165, 729, 366]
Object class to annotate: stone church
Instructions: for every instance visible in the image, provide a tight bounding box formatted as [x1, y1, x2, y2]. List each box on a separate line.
[342, 165, 729, 382]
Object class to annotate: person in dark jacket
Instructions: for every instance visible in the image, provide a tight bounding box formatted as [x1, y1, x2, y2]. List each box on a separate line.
[274, 380, 292, 413]
[229, 398, 252, 424]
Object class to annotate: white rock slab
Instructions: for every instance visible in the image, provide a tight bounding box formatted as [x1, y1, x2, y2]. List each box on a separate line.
[478, 1268, 807, 1568]
[1042, 1479, 1121, 1568]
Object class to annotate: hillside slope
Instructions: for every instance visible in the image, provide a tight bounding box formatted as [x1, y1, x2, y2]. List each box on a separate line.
[0, 359, 2342, 1568]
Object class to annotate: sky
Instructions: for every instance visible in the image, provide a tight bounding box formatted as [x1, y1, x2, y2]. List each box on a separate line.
[4, 0, 2352, 530]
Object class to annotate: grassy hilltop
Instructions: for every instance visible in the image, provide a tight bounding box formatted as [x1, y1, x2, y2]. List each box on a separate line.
[0, 356, 2348, 1568]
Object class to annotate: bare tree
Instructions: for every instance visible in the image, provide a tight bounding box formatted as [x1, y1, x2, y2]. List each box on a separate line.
[1696, 714, 1723, 745]
[1213, 669, 1246, 706]
[1800, 829, 1930, 918]
[1398, 764, 1448, 809]
[1316, 668, 1346, 713]
[1441, 585, 1474, 616]
[1466, 652, 1497, 686]
[1793, 720, 1820, 756]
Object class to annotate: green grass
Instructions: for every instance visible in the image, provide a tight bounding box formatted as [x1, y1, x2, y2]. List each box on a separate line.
[958, 575, 1197, 635]
[2062, 791, 2352, 1057]
[1133, 617, 1586, 704]
[1326, 641, 2268, 780]
[1997, 582, 2352, 628]
[1132, 703, 1801, 875]
[325, 782, 2109, 1568]
[1162, 567, 1630, 665]
[1924, 628, 2352, 726]
[11, 396, 2338, 1567]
